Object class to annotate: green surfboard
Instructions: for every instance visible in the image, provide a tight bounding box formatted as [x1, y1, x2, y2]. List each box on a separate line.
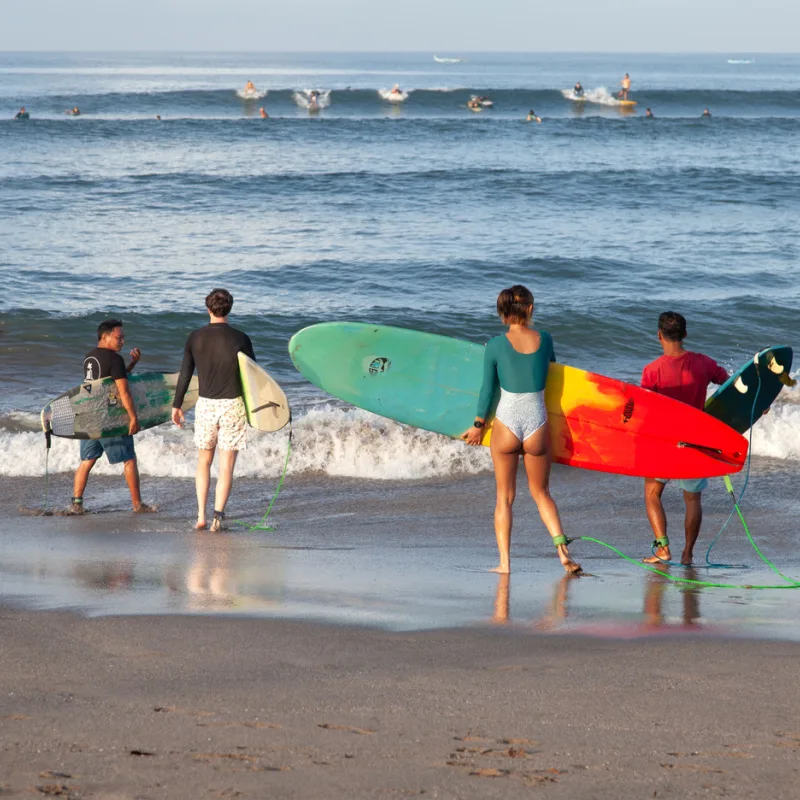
[705, 345, 794, 434]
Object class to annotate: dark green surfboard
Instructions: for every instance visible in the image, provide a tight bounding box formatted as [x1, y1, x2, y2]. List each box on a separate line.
[705, 346, 794, 434]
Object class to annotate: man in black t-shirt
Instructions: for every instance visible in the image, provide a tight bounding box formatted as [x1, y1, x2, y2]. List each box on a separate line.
[69, 319, 156, 514]
[172, 288, 255, 531]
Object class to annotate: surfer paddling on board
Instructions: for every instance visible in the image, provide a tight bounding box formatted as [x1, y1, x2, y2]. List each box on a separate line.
[640, 312, 729, 566]
[69, 320, 156, 515]
[172, 288, 256, 532]
[573, 82, 584, 98]
[462, 286, 581, 576]
[618, 72, 631, 100]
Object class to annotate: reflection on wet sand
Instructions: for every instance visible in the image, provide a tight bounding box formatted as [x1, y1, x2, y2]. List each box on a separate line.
[491, 572, 579, 629]
[186, 533, 284, 611]
[642, 567, 701, 631]
[489, 567, 705, 636]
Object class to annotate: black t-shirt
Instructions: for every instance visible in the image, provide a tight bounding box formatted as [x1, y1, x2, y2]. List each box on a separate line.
[173, 322, 255, 407]
[83, 347, 127, 382]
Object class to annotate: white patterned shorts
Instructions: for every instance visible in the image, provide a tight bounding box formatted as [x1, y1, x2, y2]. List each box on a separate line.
[194, 397, 248, 452]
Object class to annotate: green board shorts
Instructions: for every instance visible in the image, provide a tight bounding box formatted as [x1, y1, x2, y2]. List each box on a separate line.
[655, 477, 708, 494]
[79, 435, 136, 465]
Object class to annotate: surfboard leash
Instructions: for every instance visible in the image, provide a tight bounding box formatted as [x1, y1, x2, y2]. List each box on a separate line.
[43, 431, 51, 512]
[232, 416, 293, 533]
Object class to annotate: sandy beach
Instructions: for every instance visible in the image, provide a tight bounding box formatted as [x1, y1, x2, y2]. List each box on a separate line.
[2, 608, 800, 799]
[3, 464, 800, 797]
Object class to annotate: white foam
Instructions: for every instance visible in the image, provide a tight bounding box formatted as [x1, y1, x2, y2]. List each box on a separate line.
[235, 88, 268, 100]
[750, 373, 800, 460]
[0, 406, 490, 480]
[4, 386, 799, 483]
[378, 88, 410, 103]
[561, 86, 627, 107]
[292, 89, 331, 110]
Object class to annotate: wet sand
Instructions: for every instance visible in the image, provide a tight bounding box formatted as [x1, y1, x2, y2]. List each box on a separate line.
[2, 607, 800, 799]
[3, 462, 800, 796]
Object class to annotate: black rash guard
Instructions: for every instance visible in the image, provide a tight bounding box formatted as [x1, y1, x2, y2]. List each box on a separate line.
[172, 322, 255, 408]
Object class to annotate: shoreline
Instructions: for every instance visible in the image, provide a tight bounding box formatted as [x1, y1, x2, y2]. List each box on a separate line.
[2, 606, 799, 798]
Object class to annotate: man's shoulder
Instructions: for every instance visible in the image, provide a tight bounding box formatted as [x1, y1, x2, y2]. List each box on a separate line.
[642, 354, 665, 373]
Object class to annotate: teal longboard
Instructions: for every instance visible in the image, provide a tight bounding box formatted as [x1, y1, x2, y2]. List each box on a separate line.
[705, 346, 794, 434]
[42, 371, 199, 440]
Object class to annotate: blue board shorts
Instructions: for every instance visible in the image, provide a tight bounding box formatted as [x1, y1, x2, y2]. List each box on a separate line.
[79, 435, 136, 465]
[655, 477, 708, 494]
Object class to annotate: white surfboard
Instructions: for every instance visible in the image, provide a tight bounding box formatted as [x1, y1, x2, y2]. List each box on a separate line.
[41, 372, 199, 440]
[238, 353, 290, 432]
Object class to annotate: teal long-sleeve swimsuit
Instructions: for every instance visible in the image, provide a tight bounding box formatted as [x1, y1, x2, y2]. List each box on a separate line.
[476, 331, 556, 419]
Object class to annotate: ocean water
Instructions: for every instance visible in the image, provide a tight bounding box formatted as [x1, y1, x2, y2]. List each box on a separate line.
[1, 51, 798, 480]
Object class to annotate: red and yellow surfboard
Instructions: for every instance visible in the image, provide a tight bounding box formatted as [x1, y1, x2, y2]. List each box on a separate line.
[289, 323, 748, 479]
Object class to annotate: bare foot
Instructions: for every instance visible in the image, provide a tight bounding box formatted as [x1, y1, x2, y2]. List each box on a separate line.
[195, 520, 207, 531]
[643, 546, 670, 564]
[133, 503, 158, 513]
[66, 502, 85, 515]
[681, 552, 693, 566]
[490, 564, 510, 574]
[557, 545, 582, 575]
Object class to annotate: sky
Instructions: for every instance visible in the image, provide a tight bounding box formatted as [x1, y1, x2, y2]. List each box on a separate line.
[1, 0, 793, 52]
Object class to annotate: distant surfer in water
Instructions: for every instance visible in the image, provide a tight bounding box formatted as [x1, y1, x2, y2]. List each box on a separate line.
[645, 107, 654, 118]
[14, 106, 29, 120]
[69, 320, 155, 515]
[573, 82, 584, 98]
[618, 73, 631, 100]
[526, 109, 541, 123]
[462, 286, 581, 576]
[390, 84, 403, 96]
[244, 80, 256, 93]
[66, 106, 80, 116]
[702, 108, 712, 117]
[259, 107, 268, 119]
[172, 289, 256, 532]
[640, 312, 729, 565]
[308, 90, 320, 110]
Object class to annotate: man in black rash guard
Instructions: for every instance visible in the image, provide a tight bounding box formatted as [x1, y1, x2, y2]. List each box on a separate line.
[70, 319, 156, 514]
[172, 288, 255, 531]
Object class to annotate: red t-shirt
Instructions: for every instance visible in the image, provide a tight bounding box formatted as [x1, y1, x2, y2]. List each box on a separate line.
[641, 351, 728, 410]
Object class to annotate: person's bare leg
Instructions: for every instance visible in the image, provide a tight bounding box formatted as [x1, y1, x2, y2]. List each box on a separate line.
[196, 448, 215, 530]
[214, 449, 239, 516]
[71, 459, 97, 512]
[123, 458, 155, 512]
[73, 459, 96, 499]
[681, 491, 703, 565]
[489, 420, 521, 574]
[643, 478, 671, 563]
[522, 426, 581, 574]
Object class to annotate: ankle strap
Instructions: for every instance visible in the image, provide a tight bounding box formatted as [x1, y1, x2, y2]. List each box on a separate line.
[653, 536, 669, 549]
[552, 534, 571, 548]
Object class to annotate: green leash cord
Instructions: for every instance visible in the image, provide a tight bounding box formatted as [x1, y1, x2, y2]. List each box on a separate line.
[232, 421, 293, 532]
[576, 484, 800, 590]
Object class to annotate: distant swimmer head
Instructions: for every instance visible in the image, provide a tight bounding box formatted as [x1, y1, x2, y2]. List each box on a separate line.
[206, 288, 234, 319]
[657, 311, 687, 342]
[645, 107, 654, 117]
[497, 285, 534, 325]
[703, 108, 712, 117]
[259, 106, 268, 118]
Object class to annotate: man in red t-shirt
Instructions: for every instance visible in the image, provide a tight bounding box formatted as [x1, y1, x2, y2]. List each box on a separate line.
[640, 312, 728, 565]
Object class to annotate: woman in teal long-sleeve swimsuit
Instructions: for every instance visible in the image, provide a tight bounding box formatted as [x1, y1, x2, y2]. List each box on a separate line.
[462, 286, 581, 576]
